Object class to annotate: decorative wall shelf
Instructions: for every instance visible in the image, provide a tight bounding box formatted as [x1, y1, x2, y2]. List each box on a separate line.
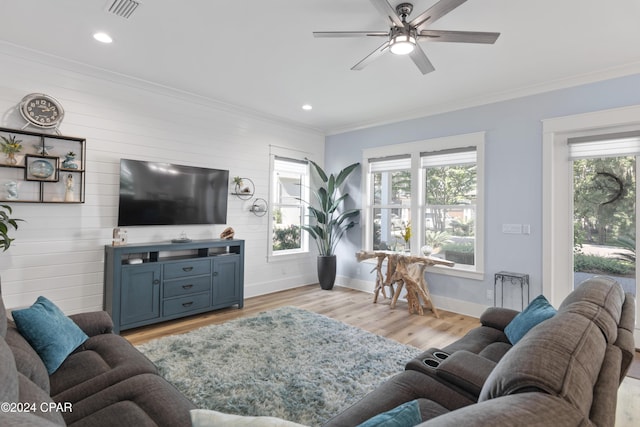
[231, 176, 269, 217]
[231, 177, 255, 200]
[0, 127, 86, 203]
[249, 197, 268, 217]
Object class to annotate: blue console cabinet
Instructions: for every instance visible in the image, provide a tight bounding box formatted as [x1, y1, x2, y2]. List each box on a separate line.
[104, 239, 244, 334]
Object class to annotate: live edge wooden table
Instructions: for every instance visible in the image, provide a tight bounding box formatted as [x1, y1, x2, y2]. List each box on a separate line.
[356, 250, 454, 318]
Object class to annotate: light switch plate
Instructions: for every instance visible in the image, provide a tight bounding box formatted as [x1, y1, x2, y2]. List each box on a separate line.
[502, 224, 522, 234]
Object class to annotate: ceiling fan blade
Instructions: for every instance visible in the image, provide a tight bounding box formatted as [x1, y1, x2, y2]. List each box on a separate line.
[369, 0, 404, 28]
[409, 0, 467, 29]
[409, 45, 436, 75]
[313, 31, 389, 38]
[419, 30, 500, 44]
[351, 41, 390, 71]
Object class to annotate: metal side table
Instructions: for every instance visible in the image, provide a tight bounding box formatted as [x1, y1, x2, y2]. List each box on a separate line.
[494, 271, 530, 310]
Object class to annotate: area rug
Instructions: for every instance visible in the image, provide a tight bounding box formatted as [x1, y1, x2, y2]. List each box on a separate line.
[136, 306, 422, 426]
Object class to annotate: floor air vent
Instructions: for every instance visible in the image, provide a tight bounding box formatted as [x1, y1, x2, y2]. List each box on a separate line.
[105, 0, 141, 19]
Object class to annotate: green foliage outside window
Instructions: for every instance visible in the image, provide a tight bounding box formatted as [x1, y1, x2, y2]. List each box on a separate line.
[426, 164, 476, 232]
[573, 157, 635, 247]
[573, 156, 636, 278]
[273, 225, 301, 251]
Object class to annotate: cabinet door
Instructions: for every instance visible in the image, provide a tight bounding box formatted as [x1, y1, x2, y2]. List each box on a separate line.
[121, 264, 161, 326]
[212, 255, 241, 306]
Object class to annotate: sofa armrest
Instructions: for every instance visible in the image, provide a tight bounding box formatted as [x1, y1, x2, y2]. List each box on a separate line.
[479, 307, 519, 331]
[69, 311, 113, 336]
[435, 350, 496, 397]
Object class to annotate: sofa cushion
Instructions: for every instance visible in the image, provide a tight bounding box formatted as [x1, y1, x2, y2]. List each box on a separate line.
[50, 333, 157, 403]
[1, 290, 7, 337]
[12, 296, 89, 374]
[440, 326, 509, 355]
[504, 295, 556, 344]
[477, 342, 512, 363]
[559, 276, 624, 343]
[357, 400, 422, 427]
[17, 373, 65, 426]
[589, 345, 622, 427]
[5, 322, 50, 393]
[416, 393, 587, 427]
[0, 338, 19, 403]
[435, 351, 496, 397]
[57, 373, 195, 427]
[616, 293, 636, 381]
[480, 312, 606, 417]
[0, 412, 64, 427]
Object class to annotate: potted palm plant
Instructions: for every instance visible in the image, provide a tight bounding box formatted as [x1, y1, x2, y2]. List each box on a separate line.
[302, 159, 360, 290]
[0, 204, 23, 252]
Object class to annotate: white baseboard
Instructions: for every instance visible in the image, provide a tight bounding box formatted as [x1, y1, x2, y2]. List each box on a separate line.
[335, 275, 488, 319]
[245, 277, 316, 299]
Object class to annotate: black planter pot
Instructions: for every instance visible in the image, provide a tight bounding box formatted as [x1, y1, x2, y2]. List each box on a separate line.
[317, 255, 337, 290]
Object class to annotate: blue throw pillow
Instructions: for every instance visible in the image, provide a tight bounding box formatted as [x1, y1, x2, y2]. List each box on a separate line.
[357, 400, 422, 427]
[504, 294, 557, 344]
[12, 296, 89, 374]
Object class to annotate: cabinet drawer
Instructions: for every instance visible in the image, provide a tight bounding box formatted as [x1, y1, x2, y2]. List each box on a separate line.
[163, 292, 210, 316]
[164, 259, 211, 279]
[163, 275, 211, 298]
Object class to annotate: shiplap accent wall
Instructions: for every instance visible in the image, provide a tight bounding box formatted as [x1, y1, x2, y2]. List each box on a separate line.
[0, 43, 322, 314]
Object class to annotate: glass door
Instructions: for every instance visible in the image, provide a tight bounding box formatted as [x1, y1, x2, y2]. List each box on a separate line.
[572, 152, 637, 297]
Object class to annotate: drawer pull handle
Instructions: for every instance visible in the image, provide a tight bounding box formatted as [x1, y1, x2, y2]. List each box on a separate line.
[182, 284, 193, 289]
[182, 267, 194, 272]
[182, 301, 194, 307]
[153, 279, 160, 285]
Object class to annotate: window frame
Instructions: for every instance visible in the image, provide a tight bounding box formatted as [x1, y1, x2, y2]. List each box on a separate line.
[268, 154, 310, 260]
[362, 132, 485, 280]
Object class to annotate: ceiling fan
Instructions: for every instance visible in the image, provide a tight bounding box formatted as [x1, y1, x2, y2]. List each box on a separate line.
[313, 0, 500, 74]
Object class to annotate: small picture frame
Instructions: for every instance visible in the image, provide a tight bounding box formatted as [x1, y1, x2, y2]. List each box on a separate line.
[25, 155, 59, 182]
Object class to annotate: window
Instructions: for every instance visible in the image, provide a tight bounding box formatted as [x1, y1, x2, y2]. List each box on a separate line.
[369, 155, 412, 252]
[363, 133, 484, 279]
[270, 156, 309, 256]
[422, 148, 477, 268]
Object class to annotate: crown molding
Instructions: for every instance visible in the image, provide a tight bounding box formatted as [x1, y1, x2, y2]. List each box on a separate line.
[326, 61, 640, 136]
[0, 41, 324, 136]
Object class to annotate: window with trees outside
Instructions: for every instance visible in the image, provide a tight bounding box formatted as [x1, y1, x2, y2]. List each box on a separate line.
[270, 156, 309, 256]
[363, 133, 484, 279]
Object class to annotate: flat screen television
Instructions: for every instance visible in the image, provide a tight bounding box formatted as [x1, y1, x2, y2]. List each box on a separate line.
[117, 159, 229, 226]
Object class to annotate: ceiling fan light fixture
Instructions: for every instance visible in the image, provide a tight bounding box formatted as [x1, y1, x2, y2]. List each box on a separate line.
[389, 33, 416, 55]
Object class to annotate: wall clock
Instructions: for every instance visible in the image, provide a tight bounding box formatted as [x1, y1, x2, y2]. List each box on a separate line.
[19, 93, 65, 130]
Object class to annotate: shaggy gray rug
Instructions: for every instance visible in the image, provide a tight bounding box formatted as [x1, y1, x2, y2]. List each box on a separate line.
[136, 306, 422, 426]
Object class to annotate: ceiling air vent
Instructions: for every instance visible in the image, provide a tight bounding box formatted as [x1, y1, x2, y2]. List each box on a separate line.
[105, 0, 141, 19]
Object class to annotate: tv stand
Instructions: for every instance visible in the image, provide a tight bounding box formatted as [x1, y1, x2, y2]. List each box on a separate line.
[103, 239, 244, 334]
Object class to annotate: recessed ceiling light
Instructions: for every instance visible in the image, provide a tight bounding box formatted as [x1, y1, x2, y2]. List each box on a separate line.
[302, 104, 313, 111]
[93, 32, 113, 44]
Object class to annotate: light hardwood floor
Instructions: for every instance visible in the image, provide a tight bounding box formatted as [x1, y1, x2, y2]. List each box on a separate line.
[122, 284, 639, 426]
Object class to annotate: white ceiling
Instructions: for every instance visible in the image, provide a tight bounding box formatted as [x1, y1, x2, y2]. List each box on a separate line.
[1, 0, 640, 134]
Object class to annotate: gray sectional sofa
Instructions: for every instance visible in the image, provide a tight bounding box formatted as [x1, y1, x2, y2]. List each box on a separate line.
[0, 287, 195, 427]
[1, 276, 635, 426]
[324, 276, 636, 426]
